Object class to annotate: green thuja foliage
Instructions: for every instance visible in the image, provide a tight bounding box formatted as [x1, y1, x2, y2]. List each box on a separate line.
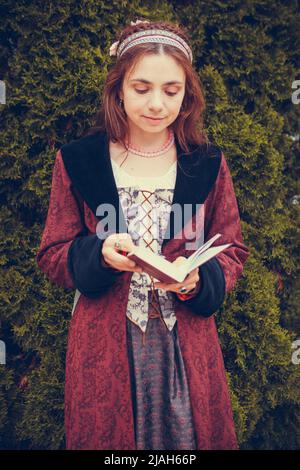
[172, 0, 300, 448]
[0, 0, 174, 450]
[199, 64, 300, 448]
[0, 0, 299, 449]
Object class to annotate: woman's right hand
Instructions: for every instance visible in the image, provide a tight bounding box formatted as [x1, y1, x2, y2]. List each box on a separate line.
[101, 232, 143, 273]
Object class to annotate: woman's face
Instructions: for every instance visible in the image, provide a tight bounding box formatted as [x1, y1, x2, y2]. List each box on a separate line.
[120, 53, 186, 135]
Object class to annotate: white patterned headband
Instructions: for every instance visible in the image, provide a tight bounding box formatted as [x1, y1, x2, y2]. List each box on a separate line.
[109, 20, 193, 63]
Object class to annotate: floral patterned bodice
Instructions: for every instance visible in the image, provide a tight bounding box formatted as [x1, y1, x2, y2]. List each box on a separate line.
[111, 158, 178, 333]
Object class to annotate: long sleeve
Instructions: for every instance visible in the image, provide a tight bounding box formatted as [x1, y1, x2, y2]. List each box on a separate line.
[36, 149, 122, 297]
[177, 151, 250, 316]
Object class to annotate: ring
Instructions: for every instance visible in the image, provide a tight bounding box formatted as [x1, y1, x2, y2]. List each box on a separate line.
[179, 287, 188, 293]
[114, 239, 121, 249]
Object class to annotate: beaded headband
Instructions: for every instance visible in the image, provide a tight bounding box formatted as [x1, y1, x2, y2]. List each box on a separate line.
[109, 20, 193, 63]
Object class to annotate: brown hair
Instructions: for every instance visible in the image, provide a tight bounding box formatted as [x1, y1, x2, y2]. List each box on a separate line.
[85, 19, 209, 158]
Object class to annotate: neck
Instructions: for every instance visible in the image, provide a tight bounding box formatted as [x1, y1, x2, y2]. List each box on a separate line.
[126, 127, 170, 150]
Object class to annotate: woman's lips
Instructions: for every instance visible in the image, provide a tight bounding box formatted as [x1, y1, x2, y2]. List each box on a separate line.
[142, 116, 165, 123]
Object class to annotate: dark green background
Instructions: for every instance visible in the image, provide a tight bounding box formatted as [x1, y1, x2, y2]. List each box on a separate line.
[0, 0, 299, 449]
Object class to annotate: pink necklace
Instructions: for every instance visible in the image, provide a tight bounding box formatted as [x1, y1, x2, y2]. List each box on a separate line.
[124, 128, 175, 158]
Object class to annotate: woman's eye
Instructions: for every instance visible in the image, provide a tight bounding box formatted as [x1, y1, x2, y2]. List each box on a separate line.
[134, 89, 177, 96]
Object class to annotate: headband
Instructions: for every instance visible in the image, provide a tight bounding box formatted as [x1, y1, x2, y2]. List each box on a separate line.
[109, 21, 193, 63]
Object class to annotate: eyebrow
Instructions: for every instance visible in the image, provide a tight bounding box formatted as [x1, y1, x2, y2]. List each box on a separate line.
[130, 79, 184, 85]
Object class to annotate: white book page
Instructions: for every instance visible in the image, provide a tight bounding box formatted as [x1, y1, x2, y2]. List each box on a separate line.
[187, 243, 232, 272]
[187, 233, 222, 266]
[127, 238, 232, 283]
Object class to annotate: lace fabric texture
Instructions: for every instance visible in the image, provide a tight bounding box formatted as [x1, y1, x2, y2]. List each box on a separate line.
[111, 159, 178, 334]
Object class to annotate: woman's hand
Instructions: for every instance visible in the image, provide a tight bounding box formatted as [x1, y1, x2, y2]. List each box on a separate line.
[101, 233, 143, 273]
[153, 256, 200, 294]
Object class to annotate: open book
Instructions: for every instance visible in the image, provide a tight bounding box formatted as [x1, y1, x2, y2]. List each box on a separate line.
[127, 233, 232, 284]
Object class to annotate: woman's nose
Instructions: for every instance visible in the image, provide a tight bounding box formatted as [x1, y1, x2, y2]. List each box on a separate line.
[148, 92, 164, 110]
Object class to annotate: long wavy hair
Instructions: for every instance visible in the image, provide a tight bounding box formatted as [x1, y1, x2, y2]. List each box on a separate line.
[85, 19, 209, 160]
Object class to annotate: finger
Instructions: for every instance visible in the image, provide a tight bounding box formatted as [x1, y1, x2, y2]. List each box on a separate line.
[113, 233, 136, 253]
[104, 250, 142, 272]
[181, 269, 200, 284]
[115, 252, 141, 271]
[106, 232, 135, 253]
[154, 277, 198, 290]
[154, 272, 199, 289]
[172, 256, 187, 265]
[154, 282, 193, 290]
[104, 261, 143, 273]
[154, 282, 197, 293]
[104, 233, 138, 265]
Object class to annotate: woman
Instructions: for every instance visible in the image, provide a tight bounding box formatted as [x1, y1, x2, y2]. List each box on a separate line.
[36, 19, 250, 450]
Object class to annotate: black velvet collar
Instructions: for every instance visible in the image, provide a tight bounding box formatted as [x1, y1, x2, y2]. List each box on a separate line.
[61, 131, 221, 247]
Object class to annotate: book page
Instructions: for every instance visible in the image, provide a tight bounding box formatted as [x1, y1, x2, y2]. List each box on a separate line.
[127, 247, 187, 283]
[187, 233, 222, 266]
[188, 243, 232, 272]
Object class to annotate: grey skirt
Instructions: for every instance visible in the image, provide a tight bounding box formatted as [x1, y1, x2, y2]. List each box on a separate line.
[126, 291, 197, 450]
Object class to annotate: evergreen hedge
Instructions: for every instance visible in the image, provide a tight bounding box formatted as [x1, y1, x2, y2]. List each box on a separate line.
[0, 0, 299, 449]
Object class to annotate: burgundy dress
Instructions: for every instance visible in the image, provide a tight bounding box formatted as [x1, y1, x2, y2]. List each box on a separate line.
[36, 131, 250, 449]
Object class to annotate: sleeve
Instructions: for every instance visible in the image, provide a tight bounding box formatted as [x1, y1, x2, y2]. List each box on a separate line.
[36, 149, 122, 298]
[176, 152, 250, 316]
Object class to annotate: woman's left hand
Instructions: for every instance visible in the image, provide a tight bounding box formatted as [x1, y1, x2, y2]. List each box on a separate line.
[153, 256, 200, 294]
